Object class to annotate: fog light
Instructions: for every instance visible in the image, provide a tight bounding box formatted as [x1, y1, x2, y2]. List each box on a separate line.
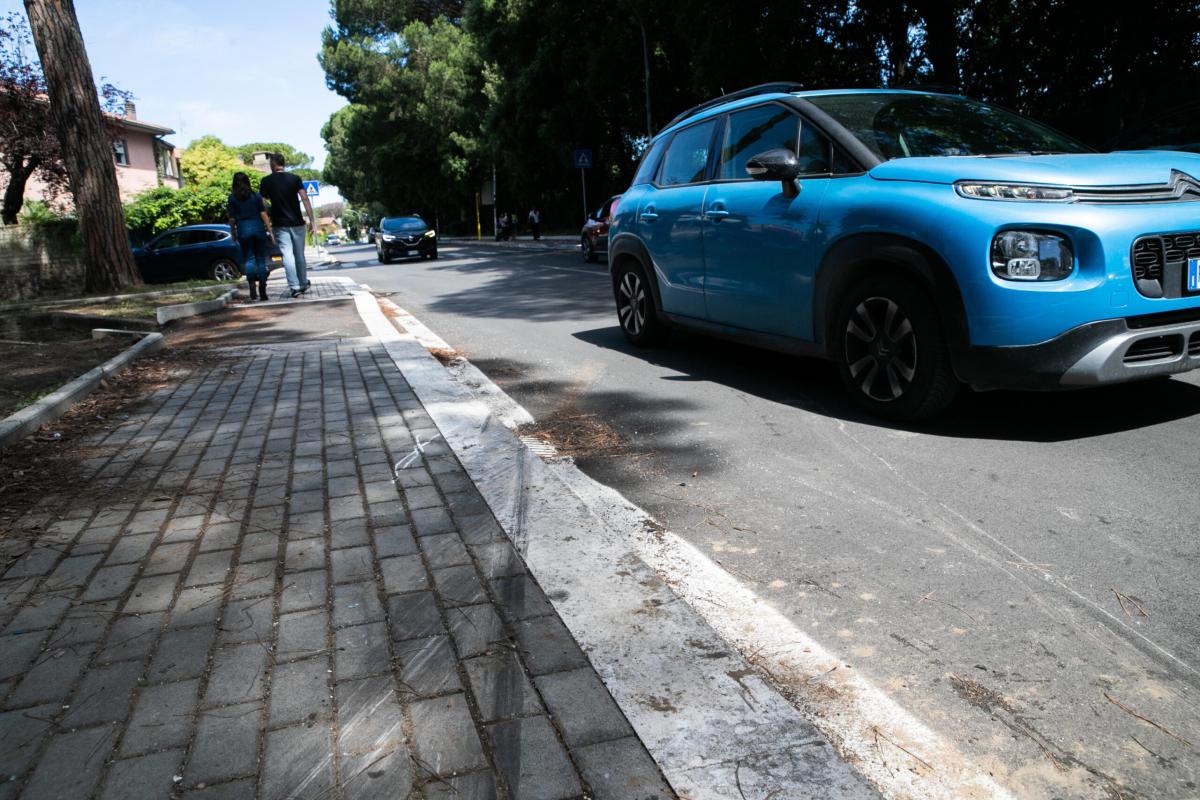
[991, 230, 1073, 281]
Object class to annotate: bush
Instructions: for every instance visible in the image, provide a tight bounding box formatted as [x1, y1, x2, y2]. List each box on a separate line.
[124, 171, 265, 237]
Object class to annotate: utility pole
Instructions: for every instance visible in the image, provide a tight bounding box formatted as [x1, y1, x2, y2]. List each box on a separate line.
[637, 15, 652, 138]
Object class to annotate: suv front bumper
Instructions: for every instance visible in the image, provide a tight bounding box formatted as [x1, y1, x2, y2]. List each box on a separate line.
[955, 314, 1200, 390]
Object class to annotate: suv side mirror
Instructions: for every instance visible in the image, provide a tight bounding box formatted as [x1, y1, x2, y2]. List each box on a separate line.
[746, 148, 803, 198]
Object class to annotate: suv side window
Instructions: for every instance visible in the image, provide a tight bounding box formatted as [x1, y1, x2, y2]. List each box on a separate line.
[658, 119, 717, 186]
[633, 137, 668, 185]
[720, 104, 800, 180]
[152, 232, 185, 250]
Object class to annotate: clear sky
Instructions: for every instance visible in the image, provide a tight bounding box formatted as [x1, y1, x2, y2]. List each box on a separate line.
[4, 0, 346, 196]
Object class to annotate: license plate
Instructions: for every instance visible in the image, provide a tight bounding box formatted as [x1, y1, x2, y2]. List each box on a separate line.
[1189, 257, 1200, 293]
[405, 249, 415, 256]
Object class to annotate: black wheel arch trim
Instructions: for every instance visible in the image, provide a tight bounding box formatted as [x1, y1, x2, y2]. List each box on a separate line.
[608, 233, 664, 313]
[815, 233, 970, 362]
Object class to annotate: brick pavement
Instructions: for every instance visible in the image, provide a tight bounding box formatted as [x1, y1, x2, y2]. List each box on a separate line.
[258, 275, 354, 303]
[0, 335, 672, 799]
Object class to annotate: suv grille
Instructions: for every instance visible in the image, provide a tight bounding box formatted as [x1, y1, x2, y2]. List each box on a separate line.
[1130, 232, 1200, 298]
[1077, 170, 1200, 203]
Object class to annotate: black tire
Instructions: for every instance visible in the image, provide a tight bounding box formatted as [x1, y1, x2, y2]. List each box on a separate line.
[832, 274, 959, 421]
[210, 258, 241, 282]
[582, 235, 597, 263]
[378, 249, 390, 265]
[614, 260, 665, 346]
[426, 248, 438, 260]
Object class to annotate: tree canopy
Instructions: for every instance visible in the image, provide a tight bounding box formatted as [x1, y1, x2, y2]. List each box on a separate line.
[320, 0, 1200, 232]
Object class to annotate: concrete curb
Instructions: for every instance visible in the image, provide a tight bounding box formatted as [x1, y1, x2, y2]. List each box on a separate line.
[0, 283, 239, 313]
[0, 331, 164, 450]
[155, 286, 239, 325]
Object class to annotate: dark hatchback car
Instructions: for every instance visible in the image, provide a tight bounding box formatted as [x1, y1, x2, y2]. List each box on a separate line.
[133, 224, 248, 283]
[376, 216, 438, 263]
[581, 195, 621, 263]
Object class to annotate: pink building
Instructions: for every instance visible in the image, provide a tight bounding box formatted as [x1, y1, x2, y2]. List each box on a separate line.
[18, 100, 182, 211]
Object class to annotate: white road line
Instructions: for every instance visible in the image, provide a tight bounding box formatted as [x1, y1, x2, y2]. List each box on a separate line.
[353, 287, 1015, 800]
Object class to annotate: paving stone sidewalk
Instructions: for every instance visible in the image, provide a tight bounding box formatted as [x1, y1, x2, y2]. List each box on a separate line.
[255, 275, 354, 303]
[0, 335, 672, 799]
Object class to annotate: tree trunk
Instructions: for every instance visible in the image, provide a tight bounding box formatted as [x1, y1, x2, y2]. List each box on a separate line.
[23, 0, 139, 293]
[1, 158, 35, 225]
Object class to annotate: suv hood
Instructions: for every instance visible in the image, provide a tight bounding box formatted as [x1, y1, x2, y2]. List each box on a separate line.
[868, 150, 1200, 187]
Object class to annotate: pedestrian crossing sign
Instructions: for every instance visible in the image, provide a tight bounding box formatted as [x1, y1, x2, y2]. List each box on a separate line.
[303, 180, 320, 197]
[573, 149, 593, 169]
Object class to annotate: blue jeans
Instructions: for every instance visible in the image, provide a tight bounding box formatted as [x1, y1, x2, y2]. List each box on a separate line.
[236, 219, 268, 281]
[276, 225, 308, 291]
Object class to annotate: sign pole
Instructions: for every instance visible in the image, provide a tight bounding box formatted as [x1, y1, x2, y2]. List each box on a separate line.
[581, 167, 587, 222]
[475, 192, 481, 241]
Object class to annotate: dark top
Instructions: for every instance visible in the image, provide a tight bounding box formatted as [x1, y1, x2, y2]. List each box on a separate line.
[227, 191, 265, 222]
[259, 171, 305, 227]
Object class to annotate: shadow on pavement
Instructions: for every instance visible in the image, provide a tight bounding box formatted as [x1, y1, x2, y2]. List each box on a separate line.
[572, 324, 1200, 443]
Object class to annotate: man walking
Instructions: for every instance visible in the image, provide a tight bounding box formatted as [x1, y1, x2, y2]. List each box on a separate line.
[259, 153, 315, 298]
[528, 207, 541, 240]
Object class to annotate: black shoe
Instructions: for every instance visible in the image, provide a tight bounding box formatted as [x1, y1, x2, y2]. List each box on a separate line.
[301, 281, 311, 293]
[290, 289, 302, 298]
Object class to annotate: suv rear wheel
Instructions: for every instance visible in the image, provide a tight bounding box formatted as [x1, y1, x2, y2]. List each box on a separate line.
[833, 275, 958, 421]
[582, 235, 597, 263]
[614, 260, 664, 346]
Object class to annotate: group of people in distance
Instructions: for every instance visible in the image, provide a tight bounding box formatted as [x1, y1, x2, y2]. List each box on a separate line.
[226, 153, 318, 301]
[497, 208, 541, 241]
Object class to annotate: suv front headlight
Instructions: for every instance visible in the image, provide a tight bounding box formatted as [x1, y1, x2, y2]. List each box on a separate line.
[957, 182, 1074, 202]
[991, 230, 1074, 281]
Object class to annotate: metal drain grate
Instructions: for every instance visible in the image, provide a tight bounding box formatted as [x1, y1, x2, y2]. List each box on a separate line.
[518, 435, 559, 458]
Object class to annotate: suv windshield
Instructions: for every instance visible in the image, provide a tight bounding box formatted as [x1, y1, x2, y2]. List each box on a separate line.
[805, 92, 1090, 160]
[382, 217, 427, 232]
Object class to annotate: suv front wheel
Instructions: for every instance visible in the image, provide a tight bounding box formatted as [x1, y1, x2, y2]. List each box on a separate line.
[833, 275, 958, 421]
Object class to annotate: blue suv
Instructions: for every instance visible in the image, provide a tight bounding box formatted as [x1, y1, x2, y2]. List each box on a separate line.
[609, 83, 1200, 420]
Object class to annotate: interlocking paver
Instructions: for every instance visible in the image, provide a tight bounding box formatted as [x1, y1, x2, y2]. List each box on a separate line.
[396, 635, 462, 698]
[267, 656, 332, 728]
[62, 659, 143, 727]
[149, 625, 215, 683]
[188, 701, 261, 786]
[446, 603, 508, 659]
[534, 667, 632, 747]
[276, 608, 328, 661]
[332, 581, 384, 628]
[205, 643, 266, 707]
[99, 748, 184, 800]
[463, 652, 541, 721]
[334, 675, 411, 799]
[19, 726, 112, 799]
[410, 693, 487, 776]
[261, 723, 334, 800]
[573, 736, 675, 800]
[487, 715, 582, 800]
[122, 678, 199, 755]
[334, 621, 389, 680]
[388, 591, 442, 640]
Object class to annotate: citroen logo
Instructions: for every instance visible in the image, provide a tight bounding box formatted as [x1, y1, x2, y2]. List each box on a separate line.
[1169, 170, 1200, 200]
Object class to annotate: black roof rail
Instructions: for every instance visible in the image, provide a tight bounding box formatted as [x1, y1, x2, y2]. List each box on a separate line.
[662, 82, 805, 132]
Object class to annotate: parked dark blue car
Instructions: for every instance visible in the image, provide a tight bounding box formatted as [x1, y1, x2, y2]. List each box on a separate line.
[132, 224, 246, 283]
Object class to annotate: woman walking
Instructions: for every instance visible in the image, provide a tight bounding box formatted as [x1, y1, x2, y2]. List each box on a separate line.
[227, 172, 273, 301]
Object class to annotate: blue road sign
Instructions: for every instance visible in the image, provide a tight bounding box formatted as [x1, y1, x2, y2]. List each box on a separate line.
[303, 180, 320, 197]
[573, 149, 593, 169]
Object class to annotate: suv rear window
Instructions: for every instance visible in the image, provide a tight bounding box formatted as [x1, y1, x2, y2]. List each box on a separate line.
[658, 120, 716, 186]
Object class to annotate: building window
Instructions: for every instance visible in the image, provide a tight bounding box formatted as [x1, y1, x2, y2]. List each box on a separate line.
[156, 144, 176, 178]
[113, 138, 129, 166]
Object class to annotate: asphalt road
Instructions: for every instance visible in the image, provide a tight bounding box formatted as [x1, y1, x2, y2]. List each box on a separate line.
[329, 240, 1199, 799]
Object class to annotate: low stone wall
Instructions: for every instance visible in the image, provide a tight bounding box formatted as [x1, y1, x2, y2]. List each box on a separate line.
[0, 222, 85, 301]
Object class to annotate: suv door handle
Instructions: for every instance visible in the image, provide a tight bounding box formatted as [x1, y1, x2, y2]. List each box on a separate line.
[640, 208, 658, 222]
[706, 209, 730, 219]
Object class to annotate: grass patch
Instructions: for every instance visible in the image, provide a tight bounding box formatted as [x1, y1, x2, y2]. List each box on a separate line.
[57, 288, 228, 320]
[14, 387, 53, 411]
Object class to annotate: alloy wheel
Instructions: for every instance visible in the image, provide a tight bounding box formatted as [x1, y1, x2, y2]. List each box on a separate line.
[212, 259, 239, 281]
[843, 296, 918, 402]
[617, 270, 647, 336]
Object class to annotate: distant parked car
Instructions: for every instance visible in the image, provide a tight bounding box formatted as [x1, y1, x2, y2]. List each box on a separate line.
[581, 195, 620, 263]
[376, 216, 438, 263]
[326, 234, 341, 246]
[132, 224, 245, 283]
[367, 227, 377, 244]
